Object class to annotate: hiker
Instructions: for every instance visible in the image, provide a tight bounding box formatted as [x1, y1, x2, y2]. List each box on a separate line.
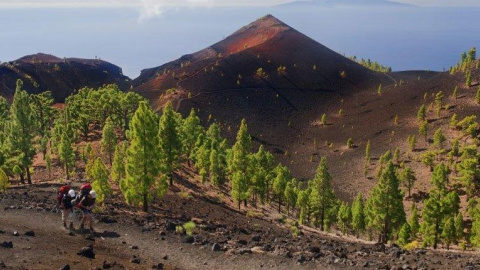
[57, 185, 73, 228]
[74, 182, 92, 205]
[78, 190, 96, 232]
[61, 189, 76, 231]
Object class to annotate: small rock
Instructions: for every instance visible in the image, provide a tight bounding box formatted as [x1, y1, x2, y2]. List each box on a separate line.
[24, 231, 35, 237]
[77, 246, 95, 259]
[1, 241, 13, 248]
[212, 243, 221, 252]
[0, 261, 6, 268]
[131, 257, 140, 264]
[162, 255, 168, 260]
[13, 231, 19, 237]
[152, 263, 164, 269]
[165, 222, 176, 231]
[362, 261, 369, 267]
[130, 245, 138, 250]
[182, 236, 194, 244]
[99, 217, 117, 224]
[252, 235, 261, 242]
[60, 264, 70, 270]
[237, 248, 252, 255]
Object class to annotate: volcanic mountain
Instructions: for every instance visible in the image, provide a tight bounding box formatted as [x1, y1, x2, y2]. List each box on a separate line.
[0, 53, 130, 102]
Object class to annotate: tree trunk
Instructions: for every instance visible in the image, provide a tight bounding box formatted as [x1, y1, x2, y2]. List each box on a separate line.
[169, 173, 173, 186]
[109, 152, 112, 166]
[320, 208, 325, 231]
[278, 196, 282, 213]
[434, 220, 439, 249]
[244, 199, 247, 207]
[143, 193, 148, 212]
[65, 163, 70, 180]
[238, 200, 241, 211]
[26, 167, 32, 185]
[20, 172, 25, 185]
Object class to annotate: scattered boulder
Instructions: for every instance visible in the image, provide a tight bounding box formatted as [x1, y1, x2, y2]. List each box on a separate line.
[237, 248, 253, 255]
[60, 264, 70, 270]
[13, 231, 19, 237]
[1, 241, 13, 248]
[24, 231, 35, 237]
[152, 263, 164, 269]
[162, 255, 168, 260]
[130, 245, 138, 250]
[130, 256, 141, 264]
[212, 243, 221, 252]
[99, 217, 117, 224]
[182, 236, 194, 244]
[165, 222, 176, 231]
[77, 246, 95, 259]
[252, 235, 261, 242]
[0, 261, 6, 268]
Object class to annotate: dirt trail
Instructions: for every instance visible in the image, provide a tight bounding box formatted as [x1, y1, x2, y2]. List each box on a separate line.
[0, 204, 331, 270]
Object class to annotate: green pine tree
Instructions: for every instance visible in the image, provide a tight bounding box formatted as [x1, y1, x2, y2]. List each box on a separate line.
[455, 212, 464, 243]
[400, 166, 416, 198]
[101, 117, 117, 165]
[182, 109, 203, 166]
[310, 157, 337, 231]
[111, 141, 126, 183]
[273, 164, 290, 213]
[91, 158, 111, 205]
[419, 121, 428, 142]
[337, 202, 352, 235]
[230, 119, 252, 210]
[158, 102, 183, 186]
[122, 102, 165, 212]
[368, 162, 406, 243]
[397, 223, 411, 246]
[58, 132, 76, 180]
[433, 128, 446, 149]
[7, 80, 36, 184]
[284, 180, 297, 215]
[417, 104, 426, 122]
[441, 217, 456, 250]
[351, 193, 366, 238]
[409, 204, 420, 239]
[0, 168, 9, 193]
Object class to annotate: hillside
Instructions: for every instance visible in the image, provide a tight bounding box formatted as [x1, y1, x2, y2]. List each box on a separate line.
[0, 53, 130, 102]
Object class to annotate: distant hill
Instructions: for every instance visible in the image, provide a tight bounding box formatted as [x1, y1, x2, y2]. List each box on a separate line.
[278, 0, 414, 7]
[0, 53, 130, 102]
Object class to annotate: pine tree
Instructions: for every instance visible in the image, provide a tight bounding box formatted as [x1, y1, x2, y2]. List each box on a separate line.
[251, 145, 275, 204]
[408, 135, 417, 151]
[58, 132, 75, 180]
[320, 113, 327, 126]
[409, 204, 420, 239]
[452, 86, 458, 100]
[122, 102, 165, 212]
[0, 168, 9, 193]
[393, 147, 401, 164]
[7, 80, 36, 184]
[476, 87, 480, 104]
[368, 162, 406, 243]
[101, 117, 117, 165]
[182, 109, 203, 165]
[377, 84, 382, 96]
[449, 113, 458, 129]
[397, 223, 411, 246]
[400, 166, 416, 198]
[419, 121, 428, 142]
[45, 154, 52, 178]
[273, 164, 290, 213]
[471, 210, 480, 248]
[91, 158, 111, 205]
[337, 202, 352, 235]
[434, 91, 444, 117]
[417, 104, 426, 122]
[441, 217, 456, 250]
[230, 119, 252, 209]
[365, 140, 371, 163]
[158, 102, 182, 186]
[346, 138, 353, 148]
[455, 212, 464, 243]
[83, 142, 92, 164]
[310, 157, 337, 231]
[421, 190, 445, 249]
[351, 193, 366, 238]
[297, 188, 311, 225]
[111, 142, 126, 183]
[431, 163, 448, 192]
[209, 149, 222, 186]
[433, 128, 445, 149]
[466, 71, 472, 87]
[284, 180, 297, 215]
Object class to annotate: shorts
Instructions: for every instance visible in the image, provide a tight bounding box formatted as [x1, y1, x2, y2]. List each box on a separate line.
[61, 208, 75, 223]
[81, 209, 92, 216]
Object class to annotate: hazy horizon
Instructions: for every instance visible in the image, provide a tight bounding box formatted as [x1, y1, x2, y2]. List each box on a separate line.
[1, 3, 480, 78]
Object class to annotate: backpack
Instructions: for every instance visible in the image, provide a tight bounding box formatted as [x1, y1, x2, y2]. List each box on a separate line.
[62, 194, 74, 209]
[57, 185, 71, 205]
[75, 183, 92, 205]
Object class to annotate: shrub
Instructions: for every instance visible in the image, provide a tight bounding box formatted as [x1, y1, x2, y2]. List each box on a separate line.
[183, 221, 196, 236]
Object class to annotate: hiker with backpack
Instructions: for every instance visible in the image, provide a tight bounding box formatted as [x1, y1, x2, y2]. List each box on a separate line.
[57, 185, 76, 231]
[78, 190, 96, 232]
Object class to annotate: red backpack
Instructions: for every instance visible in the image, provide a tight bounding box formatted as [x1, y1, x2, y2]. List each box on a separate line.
[57, 185, 71, 205]
[80, 183, 92, 195]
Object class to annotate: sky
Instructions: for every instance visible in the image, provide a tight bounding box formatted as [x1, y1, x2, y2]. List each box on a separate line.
[1, 1, 479, 22]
